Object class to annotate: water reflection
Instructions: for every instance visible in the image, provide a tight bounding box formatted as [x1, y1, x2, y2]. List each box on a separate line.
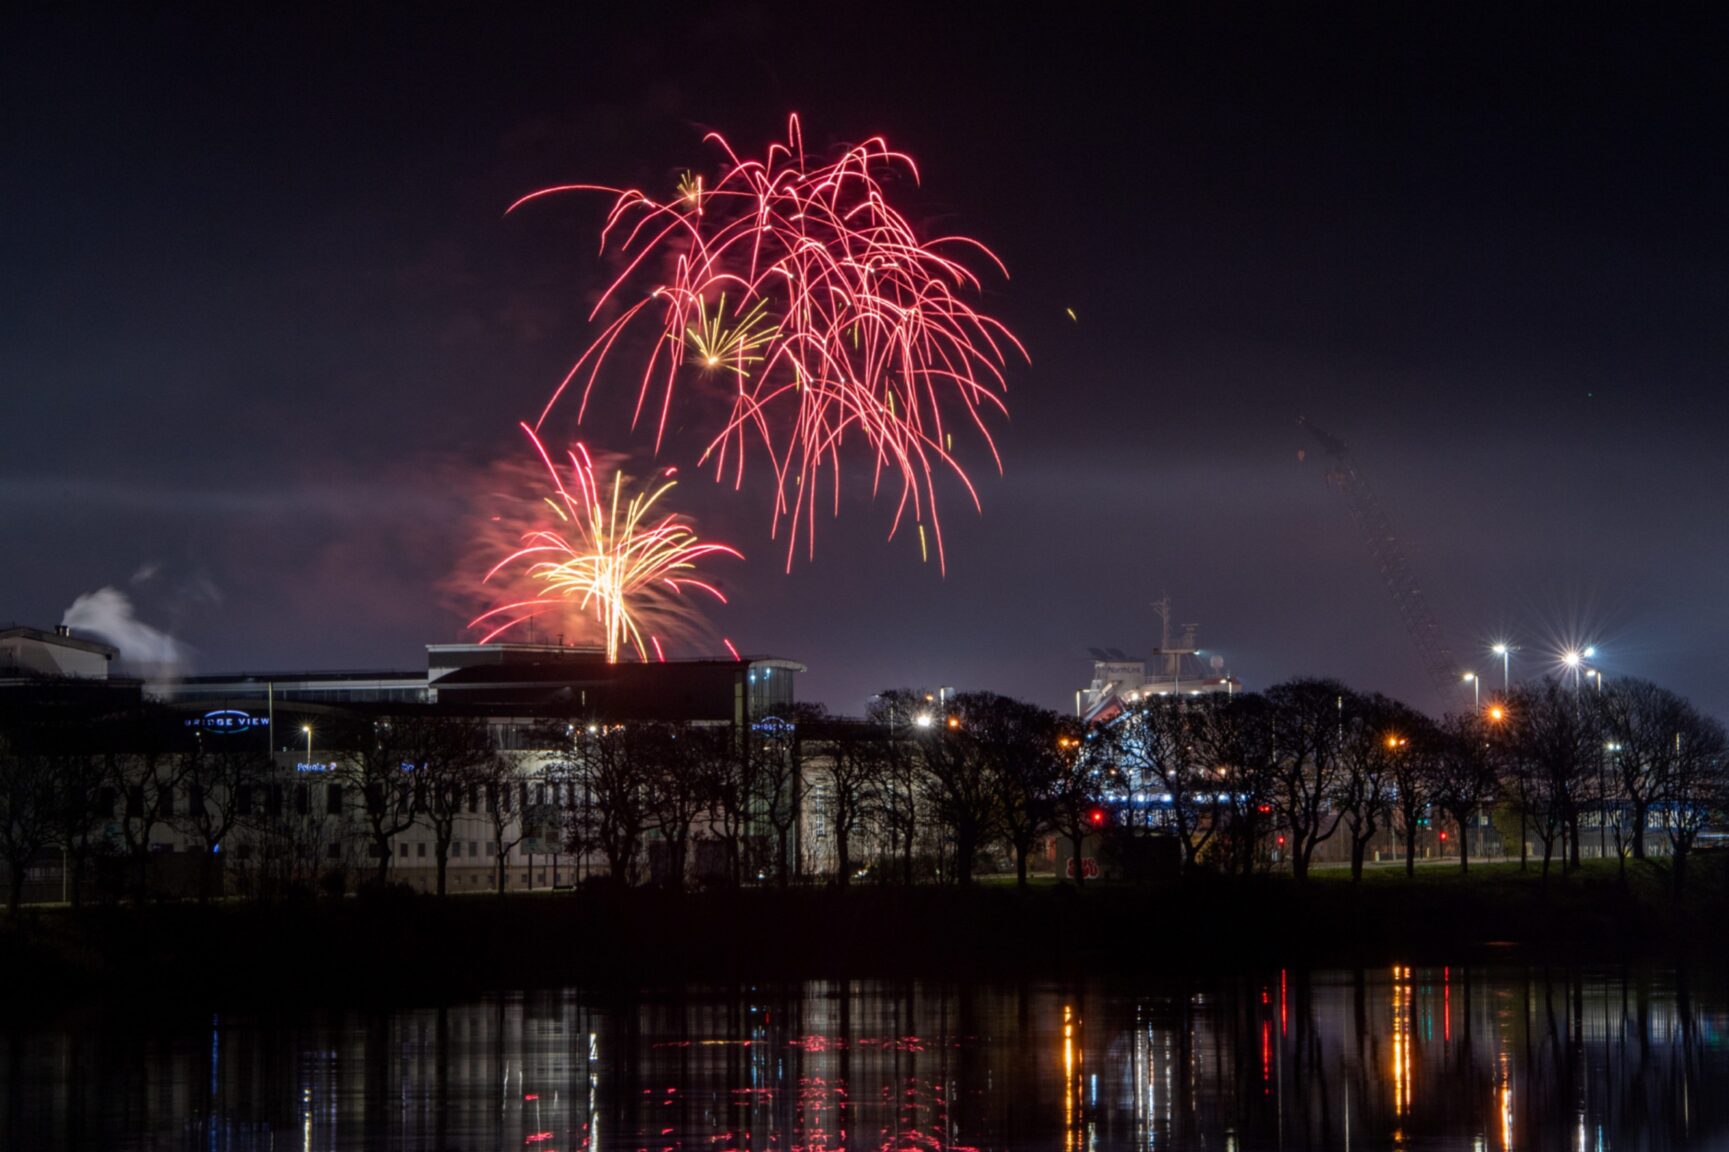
[3, 966, 1724, 1150]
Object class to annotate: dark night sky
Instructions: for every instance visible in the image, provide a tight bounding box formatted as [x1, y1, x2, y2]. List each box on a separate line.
[4, 4, 1727, 717]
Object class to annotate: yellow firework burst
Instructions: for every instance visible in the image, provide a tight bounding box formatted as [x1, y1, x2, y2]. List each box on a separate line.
[473, 425, 741, 663]
[682, 294, 780, 377]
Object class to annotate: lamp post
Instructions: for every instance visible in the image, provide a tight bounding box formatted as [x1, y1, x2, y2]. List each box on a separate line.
[1492, 643, 1512, 694]
[1462, 672, 1479, 711]
[302, 724, 313, 768]
[1602, 740, 1620, 861]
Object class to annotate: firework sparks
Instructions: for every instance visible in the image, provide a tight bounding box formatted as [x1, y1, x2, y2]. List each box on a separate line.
[472, 424, 741, 663]
[682, 293, 780, 376]
[511, 115, 1026, 572]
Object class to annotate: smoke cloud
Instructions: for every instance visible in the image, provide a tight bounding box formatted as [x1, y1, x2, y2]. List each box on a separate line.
[62, 587, 186, 671]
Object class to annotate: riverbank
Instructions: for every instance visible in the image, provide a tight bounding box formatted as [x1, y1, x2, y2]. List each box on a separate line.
[3, 855, 1722, 1014]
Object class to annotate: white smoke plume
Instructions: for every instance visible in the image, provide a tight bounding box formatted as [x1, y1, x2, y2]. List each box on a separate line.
[62, 586, 186, 673]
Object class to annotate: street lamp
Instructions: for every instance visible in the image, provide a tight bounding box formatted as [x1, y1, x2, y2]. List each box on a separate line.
[1462, 672, 1479, 710]
[1602, 740, 1621, 860]
[1491, 643, 1513, 694]
[914, 713, 933, 729]
[302, 724, 313, 768]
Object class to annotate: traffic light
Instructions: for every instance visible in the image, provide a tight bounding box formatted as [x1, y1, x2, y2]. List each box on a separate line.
[1087, 807, 1106, 827]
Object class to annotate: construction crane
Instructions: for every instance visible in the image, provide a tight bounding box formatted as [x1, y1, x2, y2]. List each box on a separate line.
[1298, 416, 1458, 699]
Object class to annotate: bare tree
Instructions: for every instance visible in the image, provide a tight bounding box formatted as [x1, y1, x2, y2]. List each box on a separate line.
[237, 774, 348, 899]
[1331, 693, 1411, 881]
[566, 723, 659, 887]
[332, 714, 421, 887]
[915, 692, 1001, 886]
[816, 720, 890, 886]
[1504, 680, 1594, 886]
[1384, 711, 1439, 878]
[971, 694, 1065, 888]
[104, 705, 189, 902]
[1188, 692, 1277, 875]
[407, 715, 496, 897]
[1266, 679, 1352, 881]
[748, 722, 798, 885]
[643, 724, 718, 891]
[1658, 704, 1728, 893]
[1431, 713, 1500, 874]
[1114, 699, 1222, 872]
[1595, 678, 1689, 860]
[704, 725, 755, 888]
[0, 728, 58, 913]
[1049, 724, 1111, 887]
[175, 737, 271, 901]
[478, 751, 529, 895]
[867, 691, 930, 885]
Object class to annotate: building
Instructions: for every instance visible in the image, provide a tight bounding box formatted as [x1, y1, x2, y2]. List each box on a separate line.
[0, 628, 804, 901]
[1, 623, 118, 680]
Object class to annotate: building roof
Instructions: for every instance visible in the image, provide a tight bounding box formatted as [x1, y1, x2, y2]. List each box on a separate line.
[0, 624, 118, 659]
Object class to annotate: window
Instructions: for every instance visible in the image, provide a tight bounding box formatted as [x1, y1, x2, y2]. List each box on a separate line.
[294, 784, 310, 816]
[501, 784, 512, 814]
[417, 842, 426, 858]
[400, 842, 410, 857]
[157, 785, 174, 818]
[235, 785, 253, 817]
[326, 785, 344, 815]
[127, 787, 143, 819]
[266, 785, 283, 818]
[469, 841, 479, 858]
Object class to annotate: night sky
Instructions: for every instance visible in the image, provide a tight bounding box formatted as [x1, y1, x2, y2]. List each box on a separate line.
[5, 4, 1727, 718]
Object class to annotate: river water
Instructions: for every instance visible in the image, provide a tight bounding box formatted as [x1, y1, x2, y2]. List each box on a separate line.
[3, 966, 1724, 1150]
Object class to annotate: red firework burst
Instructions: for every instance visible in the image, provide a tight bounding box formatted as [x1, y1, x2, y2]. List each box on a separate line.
[510, 115, 1026, 571]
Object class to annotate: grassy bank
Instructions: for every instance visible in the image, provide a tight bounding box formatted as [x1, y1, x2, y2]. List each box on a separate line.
[3, 854, 1722, 1014]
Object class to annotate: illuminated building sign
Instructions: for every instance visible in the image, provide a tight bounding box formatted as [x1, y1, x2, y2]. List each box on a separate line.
[185, 709, 269, 734]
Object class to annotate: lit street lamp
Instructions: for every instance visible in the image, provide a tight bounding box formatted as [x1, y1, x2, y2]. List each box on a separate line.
[302, 724, 313, 767]
[1462, 672, 1479, 710]
[1492, 643, 1513, 694]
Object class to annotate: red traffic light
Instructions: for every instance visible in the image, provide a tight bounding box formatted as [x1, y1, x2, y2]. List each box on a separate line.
[1438, 831, 1448, 841]
[1087, 807, 1106, 827]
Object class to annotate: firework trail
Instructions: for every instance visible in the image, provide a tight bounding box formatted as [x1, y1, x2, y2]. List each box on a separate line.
[511, 115, 1026, 571]
[471, 424, 741, 663]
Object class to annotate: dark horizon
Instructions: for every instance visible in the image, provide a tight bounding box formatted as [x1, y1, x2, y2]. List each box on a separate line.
[5, 4, 1726, 719]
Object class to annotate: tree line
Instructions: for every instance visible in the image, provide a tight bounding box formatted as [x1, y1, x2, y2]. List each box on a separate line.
[2, 673, 1726, 910]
